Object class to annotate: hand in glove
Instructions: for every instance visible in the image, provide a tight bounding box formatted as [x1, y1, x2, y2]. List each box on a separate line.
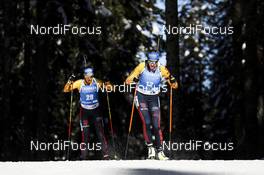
[169, 76, 178, 89]
[133, 77, 139, 83]
[67, 74, 75, 83]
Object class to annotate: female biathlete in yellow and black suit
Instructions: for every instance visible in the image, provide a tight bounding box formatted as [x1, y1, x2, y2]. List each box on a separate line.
[64, 67, 112, 160]
[125, 51, 178, 160]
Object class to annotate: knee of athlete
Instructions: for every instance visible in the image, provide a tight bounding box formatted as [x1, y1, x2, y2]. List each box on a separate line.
[82, 120, 89, 127]
[138, 102, 147, 110]
[151, 108, 160, 117]
[151, 106, 160, 111]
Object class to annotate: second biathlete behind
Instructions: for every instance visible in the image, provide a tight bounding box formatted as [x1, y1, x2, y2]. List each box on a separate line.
[63, 67, 111, 160]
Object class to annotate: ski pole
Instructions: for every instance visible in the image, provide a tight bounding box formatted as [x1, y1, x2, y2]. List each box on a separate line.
[156, 35, 161, 51]
[67, 82, 74, 160]
[169, 86, 173, 139]
[106, 91, 117, 159]
[124, 83, 137, 159]
[169, 85, 173, 158]
[83, 55, 88, 68]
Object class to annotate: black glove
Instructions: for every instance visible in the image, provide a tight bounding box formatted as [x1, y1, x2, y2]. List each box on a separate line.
[133, 77, 139, 83]
[68, 74, 75, 83]
[170, 76, 176, 83]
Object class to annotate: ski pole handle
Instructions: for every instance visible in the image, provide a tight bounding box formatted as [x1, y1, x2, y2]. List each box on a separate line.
[68, 74, 75, 83]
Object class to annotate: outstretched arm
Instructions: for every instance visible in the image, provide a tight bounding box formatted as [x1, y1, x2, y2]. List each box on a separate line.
[63, 79, 82, 92]
[125, 62, 145, 84]
[160, 66, 178, 89]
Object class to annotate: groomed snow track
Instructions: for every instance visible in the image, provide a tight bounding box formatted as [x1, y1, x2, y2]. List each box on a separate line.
[1, 160, 264, 175]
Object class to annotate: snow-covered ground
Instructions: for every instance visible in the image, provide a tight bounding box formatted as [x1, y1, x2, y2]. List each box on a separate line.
[1, 160, 264, 175]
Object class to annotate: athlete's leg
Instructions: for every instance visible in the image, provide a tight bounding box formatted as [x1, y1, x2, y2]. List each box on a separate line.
[90, 107, 109, 158]
[149, 96, 163, 151]
[79, 107, 90, 159]
[149, 96, 169, 160]
[136, 92, 152, 145]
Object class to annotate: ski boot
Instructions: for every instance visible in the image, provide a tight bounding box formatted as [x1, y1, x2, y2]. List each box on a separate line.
[103, 154, 110, 160]
[157, 150, 169, 160]
[147, 144, 156, 160]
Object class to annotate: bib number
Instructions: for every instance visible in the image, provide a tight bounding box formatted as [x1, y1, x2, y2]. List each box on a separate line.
[86, 94, 94, 101]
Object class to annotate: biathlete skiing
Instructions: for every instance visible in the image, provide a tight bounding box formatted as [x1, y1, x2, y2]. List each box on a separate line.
[63, 67, 112, 160]
[125, 51, 178, 160]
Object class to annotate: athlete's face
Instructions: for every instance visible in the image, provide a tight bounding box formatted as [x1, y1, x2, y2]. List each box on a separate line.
[84, 74, 93, 84]
[148, 61, 158, 71]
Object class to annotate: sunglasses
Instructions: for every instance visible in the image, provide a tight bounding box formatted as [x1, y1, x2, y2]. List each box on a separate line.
[147, 60, 158, 64]
[84, 74, 93, 77]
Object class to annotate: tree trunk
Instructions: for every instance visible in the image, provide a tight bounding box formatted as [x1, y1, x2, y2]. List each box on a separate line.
[32, 1, 49, 160]
[242, 0, 259, 158]
[231, 0, 245, 159]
